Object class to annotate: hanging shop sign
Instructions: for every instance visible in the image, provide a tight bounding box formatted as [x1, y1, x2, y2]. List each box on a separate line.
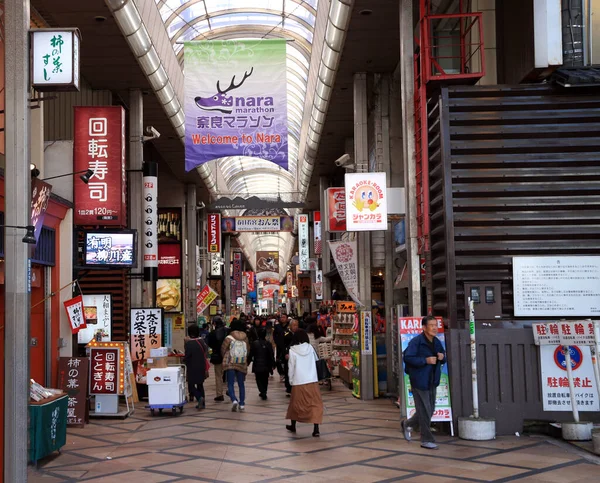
[158, 208, 182, 243]
[210, 253, 222, 277]
[399, 317, 453, 422]
[360, 311, 373, 355]
[31, 28, 80, 91]
[344, 172, 388, 231]
[142, 166, 158, 280]
[158, 244, 182, 278]
[314, 269, 323, 301]
[298, 214, 309, 271]
[313, 211, 322, 254]
[233, 252, 243, 298]
[245, 271, 255, 293]
[256, 251, 279, 281]
[197, 284, 218, 315]
[156, 279, 182, 312]
[73, 106, 126, 226]
[287, 271, 293, 298]
[329, 240, 361, 305]
[209, 195, 303, 211]
[77, 294, 111, 344]
[513, 256, 600, 317]
[31, 178, 52, 244]
[57, 357, 89, 427]
[130, 308, 163, 361]
[337, 301, 357, 313]
[221, 215, 294, 233]
[208, 213, 221, 253]
[184, 39, 288, 171]
[308, 259, 318, 271]
[326, 188, 346, 232]
[63, 295, 86, 334]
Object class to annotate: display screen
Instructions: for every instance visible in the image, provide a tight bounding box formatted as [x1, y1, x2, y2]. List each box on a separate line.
[84, 230, 136, 267]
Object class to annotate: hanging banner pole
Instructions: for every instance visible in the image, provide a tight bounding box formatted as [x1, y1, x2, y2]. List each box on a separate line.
[563, 345, 580, 423]
[468, 297, 479, 419]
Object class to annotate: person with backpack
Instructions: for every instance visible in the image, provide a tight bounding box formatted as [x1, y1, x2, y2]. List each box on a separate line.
[401, 316, 446, 450]
[207, 316, 228, 402]
[247, 327, 276, 400]
[184, 324, 209, 409]
[221, 318, 250, 411]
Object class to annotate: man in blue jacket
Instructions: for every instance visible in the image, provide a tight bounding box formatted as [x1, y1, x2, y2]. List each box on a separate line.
[401, 315, 446, 449]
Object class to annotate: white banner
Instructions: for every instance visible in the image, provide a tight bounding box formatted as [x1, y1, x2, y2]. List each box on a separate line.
[77, 294, 112, 344]
[142, 175, 158, 269]
[329, 240, 361, 305]
[315, 269, 323, 300]
[210, 253, 222, 277]
[299, 214, 309, 271]
[345, 172, 388, 231]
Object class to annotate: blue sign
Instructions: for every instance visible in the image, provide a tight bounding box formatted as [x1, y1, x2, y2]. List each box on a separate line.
[554, 345, 584, 371]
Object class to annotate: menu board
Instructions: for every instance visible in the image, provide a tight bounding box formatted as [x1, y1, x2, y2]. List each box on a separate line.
[513, 256, 600, 316]
[57, 357, 89, 427]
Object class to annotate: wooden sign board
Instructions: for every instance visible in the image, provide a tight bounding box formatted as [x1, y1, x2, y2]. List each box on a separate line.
[57, 357, 89, 427]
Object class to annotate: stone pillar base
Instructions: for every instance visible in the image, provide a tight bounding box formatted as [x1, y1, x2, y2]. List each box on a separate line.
[562, 421, 593, 441]
[458, 417, 496, 441]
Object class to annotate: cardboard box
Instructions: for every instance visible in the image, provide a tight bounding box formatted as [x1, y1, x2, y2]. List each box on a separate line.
[146, 357, 168, 369]
[150, 347, 169, 358]
[339, 364, 353, 386]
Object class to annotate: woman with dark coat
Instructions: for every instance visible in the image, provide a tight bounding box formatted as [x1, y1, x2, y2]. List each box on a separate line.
[184, 324, 209, 409]
[247, 328, 275, 400]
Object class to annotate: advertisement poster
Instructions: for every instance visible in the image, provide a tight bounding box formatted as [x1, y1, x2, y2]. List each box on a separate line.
[63, 295, 87, 334]
[73, 106, 126, 226]
[89, 348, 120, 395]
[221, 216, 294, 233]
[329, 240, 361, 305]
[197, 284, 218, 315]
[31, 178, 52, 244]
[513, 256, 600, 316]
[207, 213, 221, 253]
[130, 308, 163, 361]
[345, 172, 388, 231]
[184, 39, 288, 171]
[298, 214, 309, 271]
[142, 172, 158, 271]
[313, 211, 322, 254]
[326, 187, 346, 232]
[77, 294, 111, 344]
[158, 244, 182, 278]
[158, 208, 182, 243]
[540, 345, 599, 411]
[156, 279, 182, 312]
[399, 317, 453, 422]
[256, 250, 279, 281]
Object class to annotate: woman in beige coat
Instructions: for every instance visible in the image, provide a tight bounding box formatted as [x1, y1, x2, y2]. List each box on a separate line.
[221, 319, 250, 412]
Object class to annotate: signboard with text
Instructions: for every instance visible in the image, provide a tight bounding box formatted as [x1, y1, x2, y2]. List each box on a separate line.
[31, 29, 80, 91]
[222, 216, 294, 233]
[513, 256, 600, 316]
[326, 188, 346, 232]
[142, 174, 158, 272]
[158, 244, 182, 278]
[130, 308, 163, 361]
[63, 295, 86, 334]
[208, 213, 221, 253]
[313, 211, 322, 255]
[298, 214, 309, 271]
[73, 107, 126, 226]
[31, 178, 52, 244]
[57, 357, 89, 427]
[77, 294, 111, 344]
[197, 284, 218, 315]
[233, 252, 243, 298]
[89, 348, 120, 395]
[345, 172, 388, 231]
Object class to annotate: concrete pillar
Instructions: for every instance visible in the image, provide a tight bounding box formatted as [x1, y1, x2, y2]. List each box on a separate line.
[4, 0, 31, 480]
[400, 0, 422, 317]
[186, 185, 197, 325]
[319, 176, 331, 301]
[129, 89, 146, 307]
[354, 72, 374, 401]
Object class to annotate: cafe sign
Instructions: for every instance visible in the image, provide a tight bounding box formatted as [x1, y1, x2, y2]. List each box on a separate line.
[31, 29, 81, 91]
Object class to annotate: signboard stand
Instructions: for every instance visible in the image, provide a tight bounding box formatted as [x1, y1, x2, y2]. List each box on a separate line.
[563, 346, 580, 423]
[458, 299, 496, 441]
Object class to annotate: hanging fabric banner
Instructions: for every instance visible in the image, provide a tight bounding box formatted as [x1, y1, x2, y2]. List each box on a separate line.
[184, 39, 288, 171]
[63, 295, 87, 334]
[313, 211, 322, 255]
[329, 240, 362, 306]
[298, 214, 309, 271]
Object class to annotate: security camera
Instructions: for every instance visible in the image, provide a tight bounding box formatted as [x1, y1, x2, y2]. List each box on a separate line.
[197, 201, 206, 209]
[334, 153, 353, 167]
[142, 126, 161, 142]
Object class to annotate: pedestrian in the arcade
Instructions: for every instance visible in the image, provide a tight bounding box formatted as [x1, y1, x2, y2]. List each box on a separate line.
[285, 329, 323, 437]
[247, 327, 276, 400]
[221, 318, 250, 411]
[401, 315, 446, 450]
[207, 316, 228, 401]
[184, 324, 209, 410]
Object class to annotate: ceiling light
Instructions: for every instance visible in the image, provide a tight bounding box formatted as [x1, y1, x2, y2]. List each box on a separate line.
[94, 16, 107, 22]
[359, 9, 373, 16]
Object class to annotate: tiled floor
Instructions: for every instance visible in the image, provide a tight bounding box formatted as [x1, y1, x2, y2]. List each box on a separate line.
[29, 375, 598, 482]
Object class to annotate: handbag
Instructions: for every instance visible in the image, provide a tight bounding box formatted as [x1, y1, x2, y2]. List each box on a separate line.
[315, 358, 331, 381]
[195, 339, 211, 377]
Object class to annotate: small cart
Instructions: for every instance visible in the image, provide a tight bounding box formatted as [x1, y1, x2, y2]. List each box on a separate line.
[146, 365, 187, 416]
[145, 401, 186, 416]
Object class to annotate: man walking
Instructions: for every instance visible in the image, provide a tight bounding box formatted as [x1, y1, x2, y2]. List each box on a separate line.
[274, 314, 290, 382]
[207, 316, 227, 401]
[401, 316, 446, 450]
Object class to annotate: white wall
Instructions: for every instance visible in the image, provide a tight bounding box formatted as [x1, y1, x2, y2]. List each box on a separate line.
[58, 208, 74, 357]
[43, 140, 74, 202]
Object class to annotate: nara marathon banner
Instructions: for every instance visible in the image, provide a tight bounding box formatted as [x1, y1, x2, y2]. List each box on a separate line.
[184, 39, 288, 171]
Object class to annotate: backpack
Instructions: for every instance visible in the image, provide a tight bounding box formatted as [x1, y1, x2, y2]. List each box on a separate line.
[228, 336, 248, 364]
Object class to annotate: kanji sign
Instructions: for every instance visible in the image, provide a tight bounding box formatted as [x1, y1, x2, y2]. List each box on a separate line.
[313, 211, 322, 255]
[532, 322, 561, 345]
[130, 308, 163, 361]
[299, 214, 309, 271]
[345, 172, 388, 231]
[197, 284, 218, 315]
[233, 252, 243, 298]
[63, 295, 86, 334]
[31, 29, 80, 91]
[158, 244, 182, 278]
[221, 216, 294, 233]
[329, 240, 361, 305]
[57, 357, 88, 426]
[208, 213, 221, 253]
[336, 301, 356, 313]
[558, 321, 596, 346]
[142, 172, 158, 273]
[89, 348, 120, 395]
[361, 311, 373, 355]
[326, 188, 346, 232]
[77, 294, 112, 344]
[73, 107, 126, 226]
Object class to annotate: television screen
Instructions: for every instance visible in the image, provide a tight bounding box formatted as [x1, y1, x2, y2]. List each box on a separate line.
[84, 230, 137, 267]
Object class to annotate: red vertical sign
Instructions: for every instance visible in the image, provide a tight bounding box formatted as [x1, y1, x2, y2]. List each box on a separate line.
[327, 188, 346, 232]
[313, 211, 322, 255]
[233, 252, 242, 298]
[73, 106, 126, 226]
[207, 213, 221, 253]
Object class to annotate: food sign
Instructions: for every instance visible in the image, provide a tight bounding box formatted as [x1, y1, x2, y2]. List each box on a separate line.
[90, 348, 120, 394]
[57, 357, 89, 427]
[130, 308, 163, 361]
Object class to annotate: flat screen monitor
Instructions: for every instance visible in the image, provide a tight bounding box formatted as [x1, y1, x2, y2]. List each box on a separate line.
[84, 230, 137, 268]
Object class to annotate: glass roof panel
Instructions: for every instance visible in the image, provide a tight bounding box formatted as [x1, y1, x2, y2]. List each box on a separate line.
[155, 0, 319, 271]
